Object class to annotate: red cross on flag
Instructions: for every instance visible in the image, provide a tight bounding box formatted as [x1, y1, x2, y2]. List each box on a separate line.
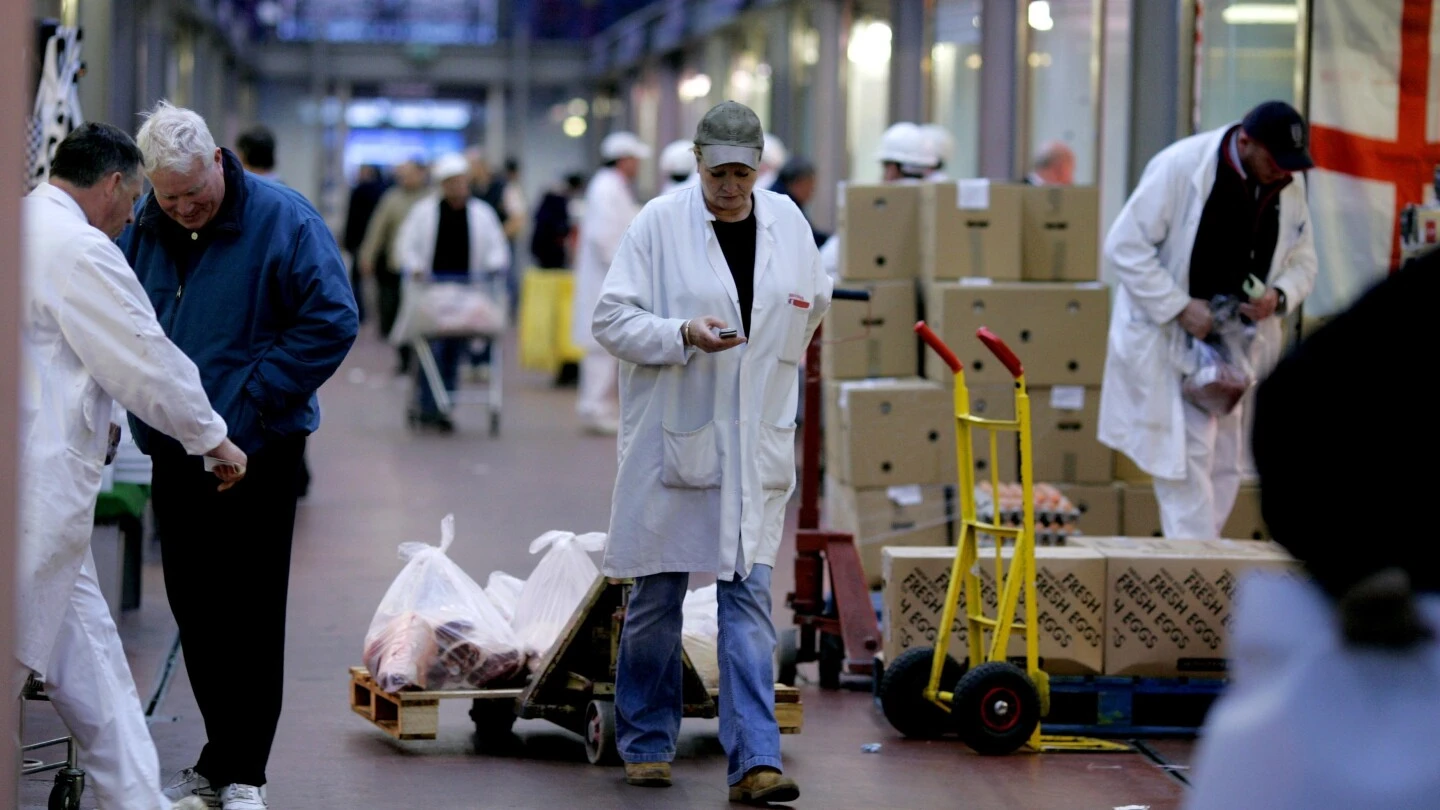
[1307, 0, 1439, 316]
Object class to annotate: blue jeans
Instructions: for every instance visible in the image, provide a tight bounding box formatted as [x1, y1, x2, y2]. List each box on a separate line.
[615, 565, 782, 785]
[416, 337, 465, 417]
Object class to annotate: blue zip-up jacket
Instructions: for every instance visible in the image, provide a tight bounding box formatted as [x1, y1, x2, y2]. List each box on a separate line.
[118, 150, 359, 456]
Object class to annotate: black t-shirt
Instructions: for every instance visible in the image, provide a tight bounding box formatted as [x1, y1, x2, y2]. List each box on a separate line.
[712, 204, 757, 335]
[433, 200, 471, 277]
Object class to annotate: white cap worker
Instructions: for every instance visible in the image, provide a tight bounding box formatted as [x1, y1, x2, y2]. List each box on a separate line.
[1099, 100, 1317, 539]
[573, 131, 651, 434]
[15, 123, 246, 810]
[756, 131, 787, 191]
[818, 121, 939, 278]
[919, 123, 954, 182]
[1027, 141, 1076, 186]
[659, 138, 698, 195]
[593, 99, 830, 804]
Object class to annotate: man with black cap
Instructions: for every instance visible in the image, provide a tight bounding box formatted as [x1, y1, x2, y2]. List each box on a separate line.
[1098, 100, 1318, 539]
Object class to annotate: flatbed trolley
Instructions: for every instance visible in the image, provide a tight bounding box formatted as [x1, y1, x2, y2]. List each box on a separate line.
[781, 287, 884, 690]
[404, 272, 506, 437]
[19, 675, 86, 810]
[876, 322, 1128, 755]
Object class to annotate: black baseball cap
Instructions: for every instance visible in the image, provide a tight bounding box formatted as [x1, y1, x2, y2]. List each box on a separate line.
[1242, 101, 1314, 172]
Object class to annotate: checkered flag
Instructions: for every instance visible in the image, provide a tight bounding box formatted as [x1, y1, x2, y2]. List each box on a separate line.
[26, 26, 84, 193]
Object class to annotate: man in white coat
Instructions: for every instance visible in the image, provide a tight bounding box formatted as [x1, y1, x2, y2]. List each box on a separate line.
[593, 101, 832, 804]
[15, 123, 246, 810]
[659, 138, 698, 195]
[573, 130, 651, 435]
[1098, 101, 1317, 539]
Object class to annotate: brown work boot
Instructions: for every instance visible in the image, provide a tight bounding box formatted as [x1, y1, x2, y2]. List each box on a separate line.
[728, 766, 800, 804]
[624, 761, 672, 787]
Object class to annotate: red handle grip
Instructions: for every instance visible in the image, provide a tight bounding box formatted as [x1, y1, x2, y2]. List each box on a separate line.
[976, 327, 1024, 379]
[914, 321, 963, 374]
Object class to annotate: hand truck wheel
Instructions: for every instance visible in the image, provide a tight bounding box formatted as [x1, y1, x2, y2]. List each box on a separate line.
[776, 627, 799, 687]
[817, 632, 844, 690]
[951, 662, 1041, 755]
[583, 699, 620, 766]
[878, 647, 966, 739]
[470, 699, 518, 753]
[49, 768, 85, 810]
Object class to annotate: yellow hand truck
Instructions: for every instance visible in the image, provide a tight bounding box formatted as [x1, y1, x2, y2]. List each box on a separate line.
[877, 322, 1129, 755]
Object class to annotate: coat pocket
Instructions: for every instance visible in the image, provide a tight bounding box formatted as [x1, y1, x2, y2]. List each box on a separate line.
[661, 421, 723, 489]
[777, 305, 810, 365]
[758, 421, 797, 492]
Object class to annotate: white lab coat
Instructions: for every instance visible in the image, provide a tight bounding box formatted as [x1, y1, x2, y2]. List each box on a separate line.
[1097, 125, 1317, 480]
[393, 194, 511, 277]
[17, 184, 227, 678]
[592, 186, 833, 581]
[573, 167, 642, 349]
[1186, 573, 1440, 810]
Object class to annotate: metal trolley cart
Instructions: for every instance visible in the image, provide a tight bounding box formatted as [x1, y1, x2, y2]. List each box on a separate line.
[402, 272, 507, 437]
[877, 322, 1127, 755]
[19, 675, 86, 810]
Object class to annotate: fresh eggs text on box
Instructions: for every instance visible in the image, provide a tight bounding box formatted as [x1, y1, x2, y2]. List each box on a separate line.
[1073, 537, 1296, 677]
[881, 546, 1106, 675]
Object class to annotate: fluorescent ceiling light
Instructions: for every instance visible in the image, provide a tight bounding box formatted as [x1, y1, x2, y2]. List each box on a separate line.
[1221, 3, 1298, 25]
[1028, 1, 1054, 32]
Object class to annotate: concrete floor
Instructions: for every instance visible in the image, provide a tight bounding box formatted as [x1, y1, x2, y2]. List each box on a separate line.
[20, 331, 1194, 809]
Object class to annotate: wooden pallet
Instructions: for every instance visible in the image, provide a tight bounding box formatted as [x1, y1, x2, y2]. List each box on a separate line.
[350, 667, 802, 741]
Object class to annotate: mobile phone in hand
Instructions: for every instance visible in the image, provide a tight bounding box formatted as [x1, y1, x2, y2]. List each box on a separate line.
[717, 328, 738, 340]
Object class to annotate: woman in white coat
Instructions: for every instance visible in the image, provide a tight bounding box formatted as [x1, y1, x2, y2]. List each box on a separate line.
[17, 124, 244, 810]
[593, 101, 831, 804]
[573, 131, 651, 434]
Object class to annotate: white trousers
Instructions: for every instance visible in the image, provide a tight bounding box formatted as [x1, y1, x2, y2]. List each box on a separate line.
[577, 346, 619, 423]
[1153, 400, 1244, 539]
[14, 561, 170, 810]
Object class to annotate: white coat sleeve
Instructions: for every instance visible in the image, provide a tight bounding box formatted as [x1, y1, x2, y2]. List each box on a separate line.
[1104, 152, 1193, 325]
[1270, 178, 1318, 310]
[475, 202, 512, 273]
[592, 211, 690, 366]
[818, 235, 839, 281]
[805, 234, 834, 342]
[591, 179, 636, 269]
[394, 204, 426, 275]
[60, 241, 228, 456]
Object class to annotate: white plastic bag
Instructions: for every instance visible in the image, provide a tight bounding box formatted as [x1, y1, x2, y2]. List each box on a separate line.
[510, 530, 607, 668]
[390, 279, 506, 345]
[485, 571, 526, 625]
[682, 584, 721, 689]
[363, 515, 524, 692]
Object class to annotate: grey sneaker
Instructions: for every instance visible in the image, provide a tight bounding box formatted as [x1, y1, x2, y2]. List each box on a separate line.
[218, 783, 268, 810]
[163, 769, 218, 806]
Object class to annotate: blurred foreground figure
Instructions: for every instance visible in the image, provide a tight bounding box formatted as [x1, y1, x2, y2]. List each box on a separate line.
[1186, 253, 1440, 810]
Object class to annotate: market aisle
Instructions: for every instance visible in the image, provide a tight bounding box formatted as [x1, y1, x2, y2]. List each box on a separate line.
[21, 330, 1190, 809]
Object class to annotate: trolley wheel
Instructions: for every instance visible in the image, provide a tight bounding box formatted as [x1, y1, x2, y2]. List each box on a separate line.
[489, 411, 500, 437]
[583, 699, 620, 766]
[951, 662, 1041, 755]
[49, 768, 84, 810]
[817, 632, 844, 690]
[470, 699, 518, 752]
[878, 647, 966, 739]
[776, 627, 799, 687]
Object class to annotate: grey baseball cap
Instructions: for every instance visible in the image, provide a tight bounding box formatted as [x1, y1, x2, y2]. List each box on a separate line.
[694, 101, 763, 170]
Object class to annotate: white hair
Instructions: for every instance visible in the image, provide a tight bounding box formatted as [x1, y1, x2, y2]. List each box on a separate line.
[136, 100, 218, 174]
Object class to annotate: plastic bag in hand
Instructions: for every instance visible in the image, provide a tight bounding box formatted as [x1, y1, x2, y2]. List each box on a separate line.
[681, 585, 720, 689]
[510, 530, 607, 669]
[363, 515, 524, 692]
[485, 571, 526, 625]
[1179, 298, 1256, 416]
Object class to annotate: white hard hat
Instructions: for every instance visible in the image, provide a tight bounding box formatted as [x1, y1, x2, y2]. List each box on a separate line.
[659, 139, 697, 177]
[600, 131, 653, 161]
[431, 153, 470, 183]
[876, 122, 939, 174]
[761, 132, 787, 171]
[919, 123, 954, 166]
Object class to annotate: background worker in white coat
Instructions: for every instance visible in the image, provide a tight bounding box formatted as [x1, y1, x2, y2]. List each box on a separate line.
[15, 123, 246, 810]
[818, 121, 937, 279]
[659, 138, 698, 194]
[755, 131, 787, 192]
[572, 130, 650, 435]
[593, 100, 831, 803]
[1098, 100, 1317, 539]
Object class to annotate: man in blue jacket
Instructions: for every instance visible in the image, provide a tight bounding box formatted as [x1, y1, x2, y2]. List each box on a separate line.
[118, 101, 358, 810]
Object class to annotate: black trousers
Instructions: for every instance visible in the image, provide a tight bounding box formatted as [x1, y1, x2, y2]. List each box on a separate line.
[150, 436, 306, 788]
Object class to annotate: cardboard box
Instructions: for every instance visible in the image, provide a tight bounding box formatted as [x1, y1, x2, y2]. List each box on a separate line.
[837, 184, 921, 280]
[824, 379, 957, 488]
[1056, 483, 1123, 537]
[819, 280, 919, 380]
[1072, 537, 1296, 677]
[1222, 486, 1269, 540]
[1121, 484, 1164, 538]
[824, 476, 952, 588]
[881, 546, 1108, 675]
[1114, 453, 1152, 484]
[920, 182, 1024, 281]
[952, 384, 1111, 484]
[923, 282, 1109, 387]
[1021, 186, 1100, 281]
